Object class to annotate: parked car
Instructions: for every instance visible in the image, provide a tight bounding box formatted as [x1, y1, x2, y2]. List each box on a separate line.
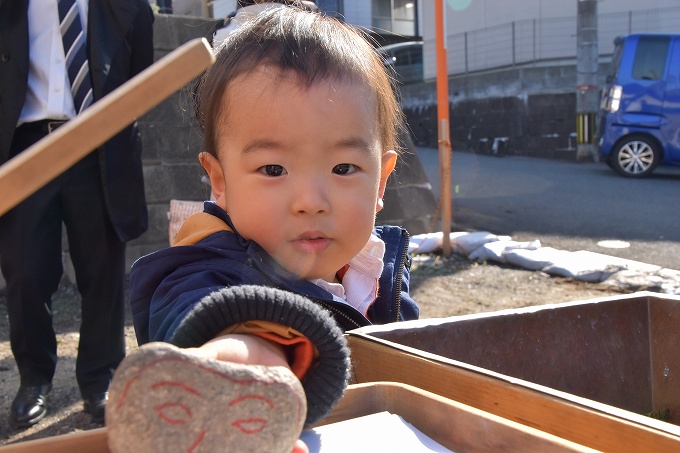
[598, 34, 680, 177]
[377, 41, 424, 84]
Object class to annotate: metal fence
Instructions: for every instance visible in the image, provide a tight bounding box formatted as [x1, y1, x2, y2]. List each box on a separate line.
[425, 6, 680, 78]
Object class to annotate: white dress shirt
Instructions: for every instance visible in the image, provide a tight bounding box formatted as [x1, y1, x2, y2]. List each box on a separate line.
[19, 0, 89, 125]
[310, 234, 386, 316]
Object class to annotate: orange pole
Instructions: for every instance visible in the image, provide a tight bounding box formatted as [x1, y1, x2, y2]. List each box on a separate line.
[435, 0, 452, 256]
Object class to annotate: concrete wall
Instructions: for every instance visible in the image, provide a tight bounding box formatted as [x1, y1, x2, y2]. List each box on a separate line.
[401, 61, 610, 159]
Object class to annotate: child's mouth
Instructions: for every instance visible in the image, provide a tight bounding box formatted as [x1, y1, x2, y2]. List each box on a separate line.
[293, 233, 331, 253]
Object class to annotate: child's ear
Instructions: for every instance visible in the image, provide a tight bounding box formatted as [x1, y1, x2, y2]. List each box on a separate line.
[376, 150, 398, 212]
[199, 152, 226, 200]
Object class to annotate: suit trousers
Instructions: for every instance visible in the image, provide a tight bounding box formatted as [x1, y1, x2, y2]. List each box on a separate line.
[0, 122, 126, 396]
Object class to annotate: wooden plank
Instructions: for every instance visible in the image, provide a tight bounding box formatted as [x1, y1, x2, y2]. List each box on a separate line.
[0, 38, 215, 216]
[0, 428, 107, 452]
[319, 382, 595, 452]
[347, 335, 680, 452]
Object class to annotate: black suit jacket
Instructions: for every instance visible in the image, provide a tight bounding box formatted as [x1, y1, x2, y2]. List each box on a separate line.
[0, 0, 154, 242]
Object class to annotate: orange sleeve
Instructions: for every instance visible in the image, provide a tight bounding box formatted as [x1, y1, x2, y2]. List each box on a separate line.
[218, 321, 317, 380]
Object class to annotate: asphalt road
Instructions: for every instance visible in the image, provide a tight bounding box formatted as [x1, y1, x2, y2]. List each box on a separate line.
[415, 147, 680, 270]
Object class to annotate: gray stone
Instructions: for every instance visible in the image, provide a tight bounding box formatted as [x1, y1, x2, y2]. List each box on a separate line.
[107, 342, 306, 453]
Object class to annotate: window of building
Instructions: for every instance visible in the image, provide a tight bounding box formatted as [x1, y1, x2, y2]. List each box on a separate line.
[372, 0, 416, 36]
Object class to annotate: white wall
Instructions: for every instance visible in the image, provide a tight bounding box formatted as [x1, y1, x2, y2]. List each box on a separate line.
[421, 0, 680, 79]
[341, 0, 372, 28]
[432, 0, 680, 37]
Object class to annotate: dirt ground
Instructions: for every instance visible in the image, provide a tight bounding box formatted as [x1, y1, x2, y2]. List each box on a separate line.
[0, 252, 630, 446]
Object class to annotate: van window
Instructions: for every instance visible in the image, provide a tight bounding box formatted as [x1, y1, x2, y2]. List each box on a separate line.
[632, 36, 670, 81]
[393, 47, 422, 69]
[378, 41, 424, 84]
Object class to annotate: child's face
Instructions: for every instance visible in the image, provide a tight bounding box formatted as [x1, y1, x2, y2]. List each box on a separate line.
[201, 66, 397, 282]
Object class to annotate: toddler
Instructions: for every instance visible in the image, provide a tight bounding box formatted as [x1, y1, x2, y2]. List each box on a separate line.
[107, 6, 418, 452]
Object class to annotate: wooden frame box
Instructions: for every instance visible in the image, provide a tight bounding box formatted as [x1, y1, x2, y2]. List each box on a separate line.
[0, 382, 592, 452]
[346, 292, 680, 451]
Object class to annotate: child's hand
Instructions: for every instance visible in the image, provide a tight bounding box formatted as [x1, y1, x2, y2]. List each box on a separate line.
[185, 333, 290, 368]
[294, 439, 310, 453]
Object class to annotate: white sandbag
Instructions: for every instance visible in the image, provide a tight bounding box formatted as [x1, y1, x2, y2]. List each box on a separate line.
[502, 247, 567, 271]
[469, 239, 541, 263]
[408, 232, 445, 254]
[451, 232, 509, 255]
[409, 231, 504, 255]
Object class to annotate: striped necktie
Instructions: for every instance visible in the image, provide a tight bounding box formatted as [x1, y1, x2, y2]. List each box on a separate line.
[57, 0, 93, 114]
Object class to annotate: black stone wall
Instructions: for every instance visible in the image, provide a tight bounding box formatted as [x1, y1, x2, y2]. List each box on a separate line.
[404, 89, 578, 159]
[399, 63, 609, 161]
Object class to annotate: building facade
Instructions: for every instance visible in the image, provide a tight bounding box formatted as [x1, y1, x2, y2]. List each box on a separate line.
[405, 0, 680, 156]
[146, 1, 680, 157]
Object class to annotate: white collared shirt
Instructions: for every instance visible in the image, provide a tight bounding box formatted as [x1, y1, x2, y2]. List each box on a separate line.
[310, 234, 386, 317]
[19, 0, 89, 125]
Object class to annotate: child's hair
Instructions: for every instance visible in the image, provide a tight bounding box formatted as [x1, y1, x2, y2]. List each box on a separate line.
[237, 0, 318, 11]
[195, 6, 404, 158]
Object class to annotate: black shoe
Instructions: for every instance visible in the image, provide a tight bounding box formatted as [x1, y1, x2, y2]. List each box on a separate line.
[83, 392, 108, 424]
[10, 384, 52, 429]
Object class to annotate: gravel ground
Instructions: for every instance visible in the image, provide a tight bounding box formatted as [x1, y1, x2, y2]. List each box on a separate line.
[0, 252, 631, 446]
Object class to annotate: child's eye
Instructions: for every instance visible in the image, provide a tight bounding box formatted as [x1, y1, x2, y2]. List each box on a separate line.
[257, 165, 286, 177]
[332, 163, 358, 175]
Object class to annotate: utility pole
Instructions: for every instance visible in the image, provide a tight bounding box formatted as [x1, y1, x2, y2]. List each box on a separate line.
[576, 0, 599, 161]
[435, 0, 452, 256]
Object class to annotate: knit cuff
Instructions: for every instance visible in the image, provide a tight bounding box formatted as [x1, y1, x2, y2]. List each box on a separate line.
[169, 284, 350, 427]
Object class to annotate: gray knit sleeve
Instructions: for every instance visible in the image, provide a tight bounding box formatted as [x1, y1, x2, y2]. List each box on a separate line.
[168, 284, 350, 428]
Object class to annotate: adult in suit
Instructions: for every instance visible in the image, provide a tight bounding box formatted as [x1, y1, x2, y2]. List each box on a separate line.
[0, 0, 154, 427]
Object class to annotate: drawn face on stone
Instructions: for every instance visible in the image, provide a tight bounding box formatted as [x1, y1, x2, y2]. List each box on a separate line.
[107, 356, 306, 452]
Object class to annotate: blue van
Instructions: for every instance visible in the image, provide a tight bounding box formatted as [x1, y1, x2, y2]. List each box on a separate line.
[599, 34, 680, 177]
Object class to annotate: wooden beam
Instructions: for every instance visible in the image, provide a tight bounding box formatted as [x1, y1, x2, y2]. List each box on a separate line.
[0, 38, 215, 217]
[347, 335, 680, 451]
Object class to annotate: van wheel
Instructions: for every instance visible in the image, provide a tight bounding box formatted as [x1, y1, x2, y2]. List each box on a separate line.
[610, 135, 660, 177]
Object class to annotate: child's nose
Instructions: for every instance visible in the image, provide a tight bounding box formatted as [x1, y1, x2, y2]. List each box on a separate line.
[290, 178, 330, 215]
